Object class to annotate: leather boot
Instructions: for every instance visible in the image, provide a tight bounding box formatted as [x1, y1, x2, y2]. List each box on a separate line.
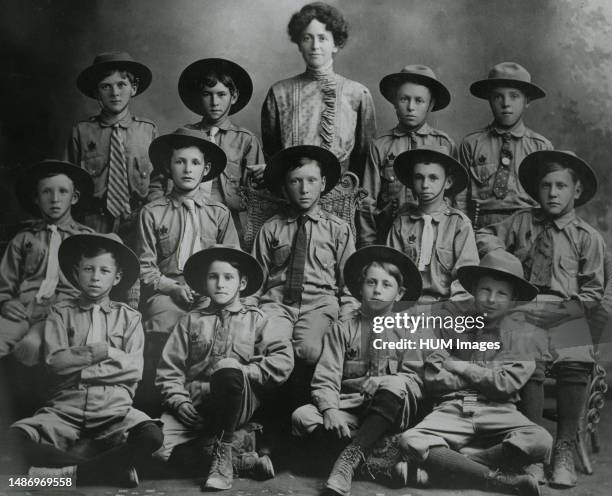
[550, 440, 577, 488]
[234, 451, 275, 480]
[485, 470, 540, 496]
[203, 440, 233, 491]
[325, 444, 365, 496]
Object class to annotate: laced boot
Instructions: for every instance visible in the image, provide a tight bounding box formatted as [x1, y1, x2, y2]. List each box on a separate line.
[325, 444, 365, 496]
[203, 440, 233, 491]
[485, 470, 540, 496]
[234, 451, 275, 480]
[550, 440, 577, 488]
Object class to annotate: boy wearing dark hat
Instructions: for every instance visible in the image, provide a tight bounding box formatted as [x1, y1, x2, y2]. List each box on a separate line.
[360, 65, 455, 245]
[456, 62, 553, 228]
[155, 246, 293, 490]
[6, 233, 163, 487]
[179, 58, 265, 246]
[67, 51, 160, 235]
[292, 245, 426, 496]
[399, 251, 552, 496]
[0, 160, 94, 364]
[476, 150, 605, 487]
[386, 147, 478, 302]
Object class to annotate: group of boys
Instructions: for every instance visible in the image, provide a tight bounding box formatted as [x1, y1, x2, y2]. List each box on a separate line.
[0, 40, 607, 496]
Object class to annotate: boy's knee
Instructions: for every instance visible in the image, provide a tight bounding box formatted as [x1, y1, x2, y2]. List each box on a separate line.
[293, 340, 322, 366]
[291, 404, 321, 437]
[128, 421, 164, 453]
[211, 365, 245, 392]
[554, 361, 592, 384]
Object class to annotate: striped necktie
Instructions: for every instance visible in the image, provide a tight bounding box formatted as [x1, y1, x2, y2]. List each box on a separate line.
[283, 214, 308, 305]
[35, 225, 62, 303]
[107, 123, 131, 219]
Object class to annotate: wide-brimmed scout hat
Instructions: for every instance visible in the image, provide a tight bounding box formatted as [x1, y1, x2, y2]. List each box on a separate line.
[183, 245, 264, 297]
[379, 64, 451, 111]
[149, 127, 227, 182]
[16, 160, 94, 217]
[458, 250, 538, 302]
[470, 62, 545, 101]
[264, 145, 341, 196]
[59, 233, 140, 292]
[77, 51, 152, 98]
[178, 58, 253, 116]
[393, 146, 469, 197]
[518, 150, 597, 207]
[343, 245, 423, 301]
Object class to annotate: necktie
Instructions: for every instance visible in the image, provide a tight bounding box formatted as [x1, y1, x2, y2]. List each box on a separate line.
[178, 198, 200, 271]
[107, 123, 131, 219]
[85, 304, 104, 344]
[408, 132, 417, 151]
[418, 214, 434, 271]
[492, 132, 512, 199]
[284, 215, 308, 305]
[529, 223, 554, 289]
[208, 126, 219, 144]
[35, 225, 61, 303]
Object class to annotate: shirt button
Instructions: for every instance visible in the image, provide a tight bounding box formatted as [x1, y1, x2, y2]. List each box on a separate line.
[390, 176, 395, 181]
[501, 157, 511, 166]
[480, 192, 489, 200]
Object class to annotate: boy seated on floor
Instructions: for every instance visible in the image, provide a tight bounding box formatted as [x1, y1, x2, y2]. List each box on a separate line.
[5, 233, 163, 487]
[155, 246, 293, 491]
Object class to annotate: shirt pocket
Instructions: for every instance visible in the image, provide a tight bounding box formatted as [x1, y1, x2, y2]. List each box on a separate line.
[469, 162, 498, 194]
[270, 243, 291, 270]
[189, 333, 212, 362]
[157, 234, 176, 259]
[313, 245, 336, 285]
[81, 153, 106, 178]
[23, 243, 45, 276]
[128, 155, 153, 198]
[343, 359, 368, 379]
[232, 334, 255, 363]
[220, 161, 243, 211]
[199, 236, 217, 250]
[108, 328, 124, 349]
[559, 255, 579, 288]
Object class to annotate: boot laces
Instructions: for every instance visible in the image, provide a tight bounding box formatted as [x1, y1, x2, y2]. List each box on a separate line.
[335, 445, 364, 479]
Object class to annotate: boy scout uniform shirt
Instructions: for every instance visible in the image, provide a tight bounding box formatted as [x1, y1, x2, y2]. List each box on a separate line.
[67, 111, 162, 206]
[252, 206, 356, 308]
[476, 209, 605, 302]
[0, 218, 94, 306]
[44, 297, 145, 396]
[387, 204, 479, 300]
[311, 309, 424, 413]
[456, 121, 552, 214]
[155, 301, 293, 411]
[185, 119, 265, 211]
[137, 188, 240, 294]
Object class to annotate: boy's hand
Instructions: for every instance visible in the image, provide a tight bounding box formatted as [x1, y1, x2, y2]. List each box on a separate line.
[168, 283, 195, 306]
[1, 299, 28, 321]
[246, 163, 266, 181]
[176, 402, 203, 428]
[361, 376, 381, 397]
[323, 408, 351, 439]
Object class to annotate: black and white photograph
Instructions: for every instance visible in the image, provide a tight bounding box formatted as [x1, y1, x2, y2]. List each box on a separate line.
[1, 1, 612, 494]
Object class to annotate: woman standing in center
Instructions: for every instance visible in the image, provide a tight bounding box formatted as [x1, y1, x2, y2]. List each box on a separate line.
[261, 2, 377, 179]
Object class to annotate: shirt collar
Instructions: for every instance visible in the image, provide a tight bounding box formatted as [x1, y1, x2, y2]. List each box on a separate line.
[169, 187, 207, 208]
[287, 205, 322, 223]
[195, 118, 234, 132]
[31, 216, 79, 233]
[98, 110, 133, 129]
[489, 120, 526, 138]
[406, 203, 450, 223]
[393, 122, 431, 137]
[532, 208, 576, 230]
[200, 299, 245, 315]
[78, 296, 113, 313]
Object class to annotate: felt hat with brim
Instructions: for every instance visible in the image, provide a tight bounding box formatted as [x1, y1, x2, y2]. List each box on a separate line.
[183, 245, 264, 297]
[16, 160, 94, 217]
[149, 127, 227, 182]
[264, 145, 341, 196]
[58, 233, 140, 293]
[380, 64, 451, 111]
[458, 250, 538, 302]
[519, 150, 597, 207]
[393, 146, 468, 197]
[343, 245, 423, 301]
[178, 58, 253, 116]
[470, 62, 545, 101]
[77, 51, 152, 99]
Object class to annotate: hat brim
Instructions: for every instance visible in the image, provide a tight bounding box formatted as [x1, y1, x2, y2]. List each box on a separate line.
[393, 149, 468, 197]
[149, 133, 227, 182]
[183, 247, 264, 297]
[77, 61, 152, 99]
[264, 145, 341, 197]
[58, 234, 140, 293]
[344, 245, 423, 301]
[380, 73, 451, 111]
[470, 79, 545, 100]
[16, 160, 94, 217]
[458, 265, 538, 302]
[178, 58, 253, 116]
[519, 151, 597, 207]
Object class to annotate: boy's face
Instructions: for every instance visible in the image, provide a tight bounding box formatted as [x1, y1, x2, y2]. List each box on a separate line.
[488, 86, 528, 129]
[394, 82, 433, 130]
[200, 81, 238, 124]
[412, 162, 452, 205]
[76, 252, 122, 301]
[474, 275, 515, 321]
[96, 71, 137, 115]
[538, 168, 581, 217]
[206, 260, 246, 306]
[283, 160, 326, 212]
[298, 19, 338, 70]
[169, 146, 211, 192]
[361, 265, 404, 314]
[34, 174, 79, 222]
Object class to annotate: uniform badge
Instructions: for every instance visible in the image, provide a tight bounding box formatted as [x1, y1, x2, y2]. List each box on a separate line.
[67, 328, 75, 339]
[346, 348, 358, 360]
[387, 153, 396, 163]
[271, 239, 279, 248]
[158, 225, 168, 236]
[478, 154, 487, 164]
[24, 241, 32, 250]
[87, 141, 97, 152]
[408, 234, 416, 244]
